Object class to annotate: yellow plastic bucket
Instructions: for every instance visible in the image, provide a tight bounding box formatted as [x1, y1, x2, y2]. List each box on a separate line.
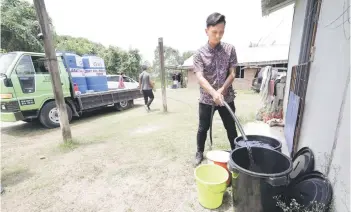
[194, 164, 229, 209]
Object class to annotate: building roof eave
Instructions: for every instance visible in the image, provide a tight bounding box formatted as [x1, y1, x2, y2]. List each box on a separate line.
[238, 59, 288, 66]
[261, 0, 295, 16]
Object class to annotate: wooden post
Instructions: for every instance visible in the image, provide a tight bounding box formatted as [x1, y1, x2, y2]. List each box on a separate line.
[165, 68, 168, 89]
[158, 38, 167, 112]
[34, 0, 72, 142]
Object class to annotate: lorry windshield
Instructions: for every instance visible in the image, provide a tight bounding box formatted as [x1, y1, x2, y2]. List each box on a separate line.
[0, 53, 17, 74]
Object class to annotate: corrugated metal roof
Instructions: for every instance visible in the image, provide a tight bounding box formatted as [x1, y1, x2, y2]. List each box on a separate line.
[261, 0, 294, 16]
[182, 56, 194, 67]
[182, 45, 289, 68]
[236, 45, 289, 65]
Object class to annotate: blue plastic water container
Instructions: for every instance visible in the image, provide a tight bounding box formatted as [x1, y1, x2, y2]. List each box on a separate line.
[71, 77, 88, 93]
[85, 76, 109, 92]
[82, 55, 108, 92]
[60, 53, 88, 94]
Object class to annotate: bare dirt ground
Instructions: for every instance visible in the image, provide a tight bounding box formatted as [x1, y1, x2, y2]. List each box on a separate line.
[1, 89, 261, 212]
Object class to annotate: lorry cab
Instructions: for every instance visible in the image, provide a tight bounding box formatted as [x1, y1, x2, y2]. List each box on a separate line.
[0, 52, 71, 122]
[1, 51, 143, 129]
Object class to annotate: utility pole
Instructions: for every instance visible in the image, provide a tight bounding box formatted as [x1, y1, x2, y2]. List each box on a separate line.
[34, 0, 72, 142]
[158, 38, 168, 112]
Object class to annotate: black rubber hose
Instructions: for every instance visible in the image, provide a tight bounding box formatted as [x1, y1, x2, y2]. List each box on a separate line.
[223, 101, 248, 141]
[209, 105, 215, 150]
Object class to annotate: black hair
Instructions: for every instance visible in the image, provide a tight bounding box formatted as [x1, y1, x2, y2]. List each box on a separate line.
[206, 12, 226, 28]
[141, 65, 148, 71]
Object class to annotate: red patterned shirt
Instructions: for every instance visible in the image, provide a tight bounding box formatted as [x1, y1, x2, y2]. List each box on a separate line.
[193, 42, 238, 105]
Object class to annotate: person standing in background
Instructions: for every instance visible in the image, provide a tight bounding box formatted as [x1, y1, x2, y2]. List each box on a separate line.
[179, 72, 183, 88]
[118, 72, 125, 89]
[172, 73, 177, 89]
[139, 65, 154, 112]
[176, 72, 181, 88]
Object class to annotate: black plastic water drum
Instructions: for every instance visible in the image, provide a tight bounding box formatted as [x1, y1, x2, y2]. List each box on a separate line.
[234, 135, 282, 152]
[229, 147, 293, 212]
[285, 171, 333, 211]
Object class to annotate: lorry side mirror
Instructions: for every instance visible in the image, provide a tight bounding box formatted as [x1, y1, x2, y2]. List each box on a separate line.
[4, 78, 13, 87]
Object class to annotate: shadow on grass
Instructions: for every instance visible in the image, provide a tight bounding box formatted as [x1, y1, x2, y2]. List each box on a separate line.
[1, 167, 34, 187]
[1, 104, 143, 138]
[0, 121, 52, 137]
[56, 138, 108, 153]
[58, 140, 80, 153]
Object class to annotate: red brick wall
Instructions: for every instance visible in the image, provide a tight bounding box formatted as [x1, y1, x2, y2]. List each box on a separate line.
[187, 68, 257, 90]
[233, 68, 257, 90]
[186, 69, 199, 89]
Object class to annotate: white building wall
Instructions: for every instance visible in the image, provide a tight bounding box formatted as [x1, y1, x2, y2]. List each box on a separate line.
[286, 0, 350, 211]
[297, 0, 350, 170]
[327, 83, 350, 212]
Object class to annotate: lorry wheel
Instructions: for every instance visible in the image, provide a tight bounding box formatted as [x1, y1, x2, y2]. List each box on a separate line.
[115, 100, 130, 111]
[39, 101, 73, 129]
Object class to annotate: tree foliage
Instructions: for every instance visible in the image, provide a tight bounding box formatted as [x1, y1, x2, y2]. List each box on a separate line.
[120, 49, 142, 79]
[0, 0, 142, 78]
[1, 0, 43, 52]
[153, 46, 181, 71]
[152, 46, 195, 76]
[55, 35, 106, 56]
[100, 46, 126, 74]
[181, 51, 195, 63]
[1, 0, 192, 79]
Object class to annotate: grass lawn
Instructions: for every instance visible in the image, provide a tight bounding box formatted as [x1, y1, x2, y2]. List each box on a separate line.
[1, 89, 260, 212]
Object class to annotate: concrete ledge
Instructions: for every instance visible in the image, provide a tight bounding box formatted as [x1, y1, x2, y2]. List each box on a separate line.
[242, 121, 290, 157]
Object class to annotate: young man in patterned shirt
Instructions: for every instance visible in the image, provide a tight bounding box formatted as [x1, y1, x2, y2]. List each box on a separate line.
[193, 12, 238, 166]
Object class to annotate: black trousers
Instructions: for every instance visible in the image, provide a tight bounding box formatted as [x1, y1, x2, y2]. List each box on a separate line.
[197, 102, 238, 152]
[142, 89, 154, 106]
